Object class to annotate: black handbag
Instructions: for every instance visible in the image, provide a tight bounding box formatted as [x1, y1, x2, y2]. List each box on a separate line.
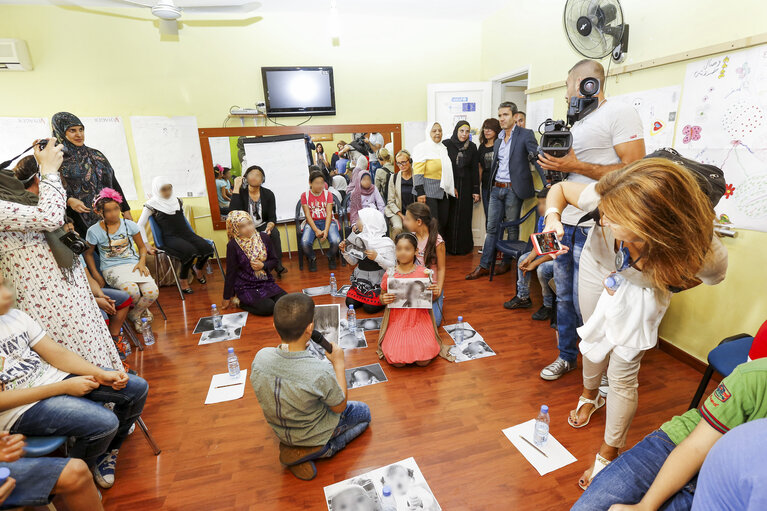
[645, 147, 726, 208]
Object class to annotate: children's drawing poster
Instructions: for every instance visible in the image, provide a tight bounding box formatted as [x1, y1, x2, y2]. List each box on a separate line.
[674, 44, 767, 232]
[525, 98, 554, 136]
[611, 85, 681, 153]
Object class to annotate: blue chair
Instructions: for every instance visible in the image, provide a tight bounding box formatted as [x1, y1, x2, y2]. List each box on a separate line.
[295, 197, 346, 271]
[689, 333, 753, 409]
[23, 437, 67, 458]
[340, 192, 351, 239]
[488, 205, 538, 282]
[147, 215, 225, 300]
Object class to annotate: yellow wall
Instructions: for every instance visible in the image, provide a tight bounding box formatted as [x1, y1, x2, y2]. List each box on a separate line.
[481, 0, 767, 360]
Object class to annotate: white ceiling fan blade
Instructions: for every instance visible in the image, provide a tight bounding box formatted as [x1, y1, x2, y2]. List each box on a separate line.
[181, 2, 261, 15]
[158, 18, 180, 35]
[104, 0, 155, 7]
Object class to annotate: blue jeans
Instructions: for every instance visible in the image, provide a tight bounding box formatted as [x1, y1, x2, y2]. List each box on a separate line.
[301, 219, 340, 260]
[432, 291, 444, 326]
[516, 251, 555, 308]
[554, 224, 589, 363]
[298, 402, 371, 462]
[479, 186, 523, 269]
[573, 430, 696, 511]
[10, 372, 149, 468]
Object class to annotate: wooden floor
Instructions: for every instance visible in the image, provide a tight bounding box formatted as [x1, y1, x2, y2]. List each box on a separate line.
[81, 251, 716, 511]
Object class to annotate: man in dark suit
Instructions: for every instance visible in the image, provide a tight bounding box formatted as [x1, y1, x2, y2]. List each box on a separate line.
[466, 101, 545, 280]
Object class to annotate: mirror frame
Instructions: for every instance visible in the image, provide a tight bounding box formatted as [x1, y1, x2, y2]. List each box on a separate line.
[199, 124, 402, 230]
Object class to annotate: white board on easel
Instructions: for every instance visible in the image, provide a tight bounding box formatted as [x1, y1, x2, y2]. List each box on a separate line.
[81, 117, 138, 200]
[0, 117, 50, 165]
[130, 116, 206, 198]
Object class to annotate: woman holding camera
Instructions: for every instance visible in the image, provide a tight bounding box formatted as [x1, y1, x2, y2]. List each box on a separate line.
[0, 140, 123, 369]
[229, 165, 287, 276]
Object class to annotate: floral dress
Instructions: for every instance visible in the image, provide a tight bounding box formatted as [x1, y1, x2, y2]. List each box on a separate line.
[0, 178, 123, 369]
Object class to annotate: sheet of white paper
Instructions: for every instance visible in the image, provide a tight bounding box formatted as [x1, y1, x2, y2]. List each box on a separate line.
[502, 419, 577, 476]
[204, 370, 247, 405]
[208, 137, 232, 168]
[0, 117, 50, 164]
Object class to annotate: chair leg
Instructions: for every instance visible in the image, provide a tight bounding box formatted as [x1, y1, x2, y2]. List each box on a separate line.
[124, 322, 144, 351]
[136, 417, 161, 456]
[689, 366, 715, 410]
[47, 503, 57, 511]
[165, 254, 185, 301]
[154, 299, 167, 321]
[212, 244, 226, 280]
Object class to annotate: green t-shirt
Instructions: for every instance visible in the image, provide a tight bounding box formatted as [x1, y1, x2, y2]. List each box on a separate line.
[661, 358, 767, 445]
[250, 347, 344, 447]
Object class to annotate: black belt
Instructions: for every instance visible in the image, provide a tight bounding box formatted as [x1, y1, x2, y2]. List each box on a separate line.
[493, 181, 511, 188]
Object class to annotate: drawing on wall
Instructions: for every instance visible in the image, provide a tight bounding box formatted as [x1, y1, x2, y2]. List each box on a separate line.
[674, 44, 767, 232]
[611, 85, 681, 153]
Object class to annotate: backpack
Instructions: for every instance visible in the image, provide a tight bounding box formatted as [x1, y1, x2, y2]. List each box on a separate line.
[645, 147, 726, 208]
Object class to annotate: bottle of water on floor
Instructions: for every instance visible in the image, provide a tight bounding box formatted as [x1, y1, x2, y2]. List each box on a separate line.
[380, 485, 397, 511]
[211, 304, 222, 329]
[206, 260, 213, 275]
[604, 272, 624, 294]
[347, 305, 357, 333]
[330, 273, 337, 296]
[534, 405, 550, 447]
[141, 318, 155, 346]
[455, 316, 465, 345]
[227, 347, 240, 378]
[119, 327, 132, 356]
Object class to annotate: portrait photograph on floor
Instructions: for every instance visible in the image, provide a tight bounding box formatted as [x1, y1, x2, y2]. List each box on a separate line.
[345, 363, 387, 389]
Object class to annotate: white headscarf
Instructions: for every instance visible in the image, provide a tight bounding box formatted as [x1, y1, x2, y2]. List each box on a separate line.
[145, 176, 180, 215]
[412, 122, 455, 197]
[357, 208, 395, 268]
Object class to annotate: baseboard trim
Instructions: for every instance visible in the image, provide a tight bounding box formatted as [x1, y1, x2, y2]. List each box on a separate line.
[658, 337, 708, 374]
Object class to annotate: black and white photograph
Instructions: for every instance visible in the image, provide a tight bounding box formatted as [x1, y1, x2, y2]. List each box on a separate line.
[342, 231, 367, 262]
[387, 277, 432, 309]
[335, 284, 351, 297]
[305, 337, 331, 364]
[302, 284, 332, 297]
[198, 326, 243, 345]
[314, 304, 341, 345]
[442, 321, 481, 344]
[450, 340, 497, 363]
[338, 320, 368, 350]
[192, 311, 249, 334]
[324, 457, 441, 511]
[345, 363, 387, 389]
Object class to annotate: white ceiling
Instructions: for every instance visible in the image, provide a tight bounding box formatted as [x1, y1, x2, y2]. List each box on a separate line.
[0, 0, 509, 20]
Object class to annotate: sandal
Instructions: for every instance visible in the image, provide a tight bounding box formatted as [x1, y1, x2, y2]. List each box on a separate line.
[568, 394, 606, 429]
[182, 287, 194, 294]
[578, 453, 611, 490]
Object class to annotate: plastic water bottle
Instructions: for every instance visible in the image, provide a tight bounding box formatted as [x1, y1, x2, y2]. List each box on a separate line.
[604, 272, 625, 293]
[119, 327, 132, 356]
[0, 467, 10, 486]
[380, 485, 397, 511]
[211, 304, 223, 329]
[347, 305, 357, 333]
[329, 273, 337, 296]
[455, 316, 465, 344]
[227, 347, 240, 378]
[534, 405, 550, 447]
[141, 318, 155, 346]
[206, 260, 213, 275]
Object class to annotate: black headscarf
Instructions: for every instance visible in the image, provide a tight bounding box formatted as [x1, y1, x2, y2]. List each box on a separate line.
[52, 112, 120, 229]
[446, 121, 472, 168]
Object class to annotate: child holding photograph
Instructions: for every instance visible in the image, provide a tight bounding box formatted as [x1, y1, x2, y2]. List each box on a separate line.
[340, 209, 395, 314]
[377, 233, 454, 367]
[404, 203, 446, 325]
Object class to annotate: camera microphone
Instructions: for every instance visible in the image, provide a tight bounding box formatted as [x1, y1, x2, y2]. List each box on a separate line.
[311, 330, 333, 353]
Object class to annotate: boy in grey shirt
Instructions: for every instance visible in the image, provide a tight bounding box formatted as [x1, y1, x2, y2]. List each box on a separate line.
[250, 293, 371, 480]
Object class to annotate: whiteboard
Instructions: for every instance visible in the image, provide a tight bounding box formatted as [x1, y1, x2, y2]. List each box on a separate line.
[674, 44, 767, 232]
[611, 86, 681, 154]
[243, 135, 308, 222]
[130, 116, 206, 198]
[208, 137, 232, 168]
[81, 117, 137, 200]
[0, 117, 50, 165]
[525, 98, 554, 135]
[427, 82, 493, 139]
[403, 121, 427, 151]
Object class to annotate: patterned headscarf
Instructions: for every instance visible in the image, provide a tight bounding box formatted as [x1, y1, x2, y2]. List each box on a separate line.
[226, 210, 268, 279]
[52, 112, 120, 229]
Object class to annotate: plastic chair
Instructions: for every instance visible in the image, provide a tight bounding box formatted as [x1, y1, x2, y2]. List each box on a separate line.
[23, 437, 67, 458]
[340, 192, 351, 239]
[689, 333, 754, 410]
[488, 205, 538, 282]
[295, 198, 346, 271]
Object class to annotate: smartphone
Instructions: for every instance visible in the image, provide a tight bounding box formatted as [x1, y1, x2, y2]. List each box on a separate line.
[531, 231, 563, 256]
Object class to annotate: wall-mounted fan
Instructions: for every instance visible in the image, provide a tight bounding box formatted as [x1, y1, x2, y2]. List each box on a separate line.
[563, 0, 629, 62]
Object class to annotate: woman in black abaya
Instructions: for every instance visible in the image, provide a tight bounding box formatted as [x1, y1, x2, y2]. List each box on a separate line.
[443, 120, 479, 255]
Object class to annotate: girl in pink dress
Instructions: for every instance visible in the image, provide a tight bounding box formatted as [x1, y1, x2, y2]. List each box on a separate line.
[377, 233, 454, 366]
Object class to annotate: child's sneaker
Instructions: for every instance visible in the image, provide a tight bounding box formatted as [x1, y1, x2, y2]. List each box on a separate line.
[93, 449, 119, 489]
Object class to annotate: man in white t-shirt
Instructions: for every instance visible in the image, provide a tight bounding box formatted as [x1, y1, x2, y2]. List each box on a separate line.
[536, 59, 645, 381]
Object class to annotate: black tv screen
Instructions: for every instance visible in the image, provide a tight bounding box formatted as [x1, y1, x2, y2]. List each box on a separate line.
[261, 66, 336, 117]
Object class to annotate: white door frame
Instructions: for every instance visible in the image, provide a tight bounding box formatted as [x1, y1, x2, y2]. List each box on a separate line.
[490, 65, 530, 112]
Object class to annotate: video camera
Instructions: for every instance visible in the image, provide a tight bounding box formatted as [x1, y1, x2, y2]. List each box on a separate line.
[538, 77, 601, 184]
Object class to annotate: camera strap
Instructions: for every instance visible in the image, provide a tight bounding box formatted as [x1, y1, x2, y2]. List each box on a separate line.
[0, 144, 36, 171]
[569, 208, 600, 246]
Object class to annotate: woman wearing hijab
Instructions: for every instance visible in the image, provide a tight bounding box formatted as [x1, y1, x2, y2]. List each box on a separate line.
[1, 140, 123, 369]
[51, 112, 133, 237]
[443, 121, 479, 255]
[412, 122, 455, 236]
[137, 176, 214, 293]
[221, 211, 286, 316]
[348, 170, 385, 225]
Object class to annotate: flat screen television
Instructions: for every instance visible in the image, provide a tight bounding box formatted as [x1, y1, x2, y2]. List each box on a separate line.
[261, 66, 336, 117]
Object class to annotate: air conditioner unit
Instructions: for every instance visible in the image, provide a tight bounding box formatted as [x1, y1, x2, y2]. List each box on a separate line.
[0, 39, 33, 71]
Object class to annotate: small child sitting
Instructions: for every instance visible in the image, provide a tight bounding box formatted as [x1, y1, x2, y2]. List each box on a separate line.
[300, 171, 341, 272]
[250, 293, 371, 481]
[503, 188, 555, 321]
[340, 209, 395, 314]
[377, 233, 454, 367]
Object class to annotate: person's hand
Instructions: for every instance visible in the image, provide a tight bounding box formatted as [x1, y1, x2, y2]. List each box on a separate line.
[265, 223, 275, 235]
[67, 197, 91, 213]
[380, 292, 395, 305]
[518, 259, 530, 274]
[33, 138, 64, 175]
[313, 227, 323, 238]
[472, 193, 480, 203]
[544, 212, 565, 242]
[59, 375, 99, 396]
[221, 298, 232, 310]
[95, 370, 129, 390]
[133, 263, 150, 277]
[250, 259, 264, 271]
[95, 296, 117, 316]
[0, 478, 16, 504]
[417, 195, 427, 204]
[319, 228, 329, 240]
[537, 148, 580, 173]
[427, 283, 441, 300]
[365, 249, 378, 261]
[146, 245, 158, 256]
[233, 176, 243, 192]
[0, 432, 26, 463]
[339, 241, 346, 252]
[326, 342, 345, 366]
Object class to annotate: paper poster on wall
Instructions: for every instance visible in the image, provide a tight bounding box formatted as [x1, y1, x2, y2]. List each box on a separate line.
[404, 121, 427, 150]
[428, 82, 492, 142]
[674, 44, 767, 232]
[81, 117, 138, 200]
[611, 86, 681, 154]
[130, 116, 206, 198]
[0, 117, 50, 165]
[208, 137, 232, 168]
[525, 98, 555, 137]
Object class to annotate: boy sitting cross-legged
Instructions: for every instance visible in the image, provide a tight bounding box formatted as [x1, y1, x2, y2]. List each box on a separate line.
[250, 293, 371, 481]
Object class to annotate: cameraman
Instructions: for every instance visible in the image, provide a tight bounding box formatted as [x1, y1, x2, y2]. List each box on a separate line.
[536, 59, 645, 381]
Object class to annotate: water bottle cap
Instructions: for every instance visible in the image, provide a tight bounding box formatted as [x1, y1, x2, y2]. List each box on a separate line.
[0, 467, 9, 479]
[606, 276, 616, 287]
[382, 485, 392, 497]
[228, 347, 234, 353]
[457, 316, 463, 321]
[540, 405, 549, 414]
[349, 305, 354, 309]
[141, 318, 148, 323]
[212, 304, 217, 308]
[330, 273, 335, 276]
